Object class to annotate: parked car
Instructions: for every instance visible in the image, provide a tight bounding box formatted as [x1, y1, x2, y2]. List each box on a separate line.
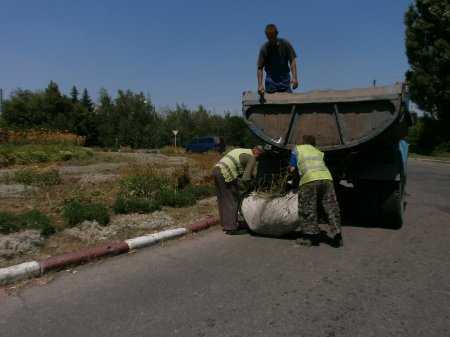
[185, 136, 225, 153]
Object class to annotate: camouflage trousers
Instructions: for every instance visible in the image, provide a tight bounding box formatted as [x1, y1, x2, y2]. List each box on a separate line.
[298, 180, 342, 236]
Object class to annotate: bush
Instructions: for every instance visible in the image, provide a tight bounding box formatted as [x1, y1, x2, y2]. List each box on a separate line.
[20, 210, 55, 236]
[0, 143, 93, 167]
[432, 141, 450, 155]
[0, 212, 20, 234]
[0, 128, 85, 146]
[14, 168, 61, 186]
[62, 199, 110, 227]
[113, 196, 161, 214]
[0, 210, 55, 236]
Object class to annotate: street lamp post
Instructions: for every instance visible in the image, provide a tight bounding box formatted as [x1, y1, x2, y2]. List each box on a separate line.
[172, 130, 179, 149]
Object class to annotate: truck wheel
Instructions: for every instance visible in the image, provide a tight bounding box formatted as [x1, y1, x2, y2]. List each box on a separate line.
[380, 182, 404, 229]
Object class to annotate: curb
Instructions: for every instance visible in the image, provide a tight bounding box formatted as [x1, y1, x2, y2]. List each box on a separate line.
[0, 216, 218, 286]
[410, 157, 450, 164]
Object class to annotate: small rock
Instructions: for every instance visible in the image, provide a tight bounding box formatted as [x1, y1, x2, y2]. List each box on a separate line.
[78, 174, 119, 185]
[0, 184, 37, 198]
[63, 221, 118, 243]
[197, 197, 217, 207]
[0, 230, 44, 260]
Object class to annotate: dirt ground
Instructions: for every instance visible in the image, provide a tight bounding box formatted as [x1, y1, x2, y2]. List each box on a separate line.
[0, 150, 220, 268]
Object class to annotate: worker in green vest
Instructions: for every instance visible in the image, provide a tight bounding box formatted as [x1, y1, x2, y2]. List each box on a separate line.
[213, 146, 264, 235]
[289, 135, 343, 247]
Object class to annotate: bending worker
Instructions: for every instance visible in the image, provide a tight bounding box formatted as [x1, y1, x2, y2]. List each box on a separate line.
[257, 23, 299, 95]
[213, 146, 264, 235]
[289, 135, 343, 247]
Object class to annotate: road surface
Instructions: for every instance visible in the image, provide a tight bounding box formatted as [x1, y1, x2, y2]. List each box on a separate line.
[1, 160, 449, 337]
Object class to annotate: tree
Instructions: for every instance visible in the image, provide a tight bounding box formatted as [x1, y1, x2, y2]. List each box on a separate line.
[70, 86, 79, 103]
[81, 88, 94, 112]
[405, 0, 450, 127]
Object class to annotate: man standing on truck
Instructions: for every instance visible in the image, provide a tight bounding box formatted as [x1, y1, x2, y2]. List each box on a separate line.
[213, 146, 264, 235]
[289, 136, 343, 247]
[257, 24, 299, 95]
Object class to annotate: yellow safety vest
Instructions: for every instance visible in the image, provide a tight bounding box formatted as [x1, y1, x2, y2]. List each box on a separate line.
[216, 148, 253, 182]
[296, 145, 332, 186]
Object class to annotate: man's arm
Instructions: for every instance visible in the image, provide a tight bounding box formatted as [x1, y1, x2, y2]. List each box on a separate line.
[242, 155, 257, 182]
[288, 151, 298, 172]
[257, 67, 264, 95]
[257, 46, 266, 96]
[290, 58, 299, 90]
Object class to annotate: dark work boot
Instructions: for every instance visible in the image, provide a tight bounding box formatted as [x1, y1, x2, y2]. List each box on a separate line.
[330, 233, 343, 248]
[296, 234, 320, 247]
[224, 228, 249, 235]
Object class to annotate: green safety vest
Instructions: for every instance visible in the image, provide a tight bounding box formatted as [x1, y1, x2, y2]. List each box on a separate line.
[216, 148, 253, 182]
[296, 145, 332, 186]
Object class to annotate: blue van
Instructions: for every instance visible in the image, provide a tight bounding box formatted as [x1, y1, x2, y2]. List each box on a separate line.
[185, 136, 225, 153]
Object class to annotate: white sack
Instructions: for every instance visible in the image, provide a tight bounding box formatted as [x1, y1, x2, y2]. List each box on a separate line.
[241, 192, 299, 237]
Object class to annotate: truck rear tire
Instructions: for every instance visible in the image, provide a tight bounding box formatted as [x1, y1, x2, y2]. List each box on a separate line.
[380, 181, 404, 229]
[355, 180, 405, 229]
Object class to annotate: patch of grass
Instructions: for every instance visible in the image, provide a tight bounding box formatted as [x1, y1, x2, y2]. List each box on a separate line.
[113, 196, 161, 214]
[13, 168, 61, 186]
[185, 184, 216, 199]
[0, 143, 94, 167]
[62, 199, 110, 227]
[115, 165, 214, 213]
[119, 166, 172, 199]
[0, 210, 55, 236]
[160, 146, 186, 156]
[157, 187, 196, 208]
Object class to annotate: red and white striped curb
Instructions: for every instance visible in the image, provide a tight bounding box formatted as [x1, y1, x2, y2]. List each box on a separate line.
[0, 217, 218, 286]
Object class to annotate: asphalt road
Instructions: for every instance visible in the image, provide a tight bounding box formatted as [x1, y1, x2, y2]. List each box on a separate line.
[1, 160, 449, 337]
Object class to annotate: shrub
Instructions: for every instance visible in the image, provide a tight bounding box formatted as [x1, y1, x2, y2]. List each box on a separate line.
[62, 199, 110, 227]
[113, 196, 161, 214]
[14, 168, 61, 186]
[0, 212, 20, 234]
[0, 128, 85, 146]
[432, 141, 450, 155]
[0, 210, 55, 236]
[0, 143, 93, 167]
[20, 210, 55, 236]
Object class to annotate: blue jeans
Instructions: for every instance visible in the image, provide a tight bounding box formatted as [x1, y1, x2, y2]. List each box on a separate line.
[265, 74, 292, 93]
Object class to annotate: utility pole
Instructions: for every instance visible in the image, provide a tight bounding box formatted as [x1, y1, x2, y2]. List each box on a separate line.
[0, 88, 3, 115]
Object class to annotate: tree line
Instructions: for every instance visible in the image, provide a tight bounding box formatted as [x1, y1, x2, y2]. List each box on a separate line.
[405, 0, 450, 154]
[0, 81, 257, 149]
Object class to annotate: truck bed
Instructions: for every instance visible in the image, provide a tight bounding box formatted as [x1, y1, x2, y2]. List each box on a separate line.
[242, 83, 409, 152]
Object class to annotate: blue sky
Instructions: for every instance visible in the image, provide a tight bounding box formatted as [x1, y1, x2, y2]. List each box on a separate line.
[1, 0, 412, 113]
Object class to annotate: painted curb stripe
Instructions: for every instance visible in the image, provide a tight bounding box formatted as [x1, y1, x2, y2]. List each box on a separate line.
[40, 241, 130, 273]
[126, 228, 188, 250]
[0, 217, 218, 286]
[0, 261, 40, 285]
[188, 217, 218, 232]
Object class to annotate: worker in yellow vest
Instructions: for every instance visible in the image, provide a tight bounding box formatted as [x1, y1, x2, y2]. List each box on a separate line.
[213, 146, 264, 235]
[289, 135, 343, 247]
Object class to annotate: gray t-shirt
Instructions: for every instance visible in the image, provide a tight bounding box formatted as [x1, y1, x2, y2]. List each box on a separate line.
[257, 38, 297, 80]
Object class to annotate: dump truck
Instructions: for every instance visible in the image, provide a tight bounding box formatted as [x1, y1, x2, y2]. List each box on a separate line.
[242, 83, 412, 229]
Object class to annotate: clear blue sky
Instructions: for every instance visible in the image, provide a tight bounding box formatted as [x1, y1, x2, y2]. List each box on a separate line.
[1, 0, 412, 113]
